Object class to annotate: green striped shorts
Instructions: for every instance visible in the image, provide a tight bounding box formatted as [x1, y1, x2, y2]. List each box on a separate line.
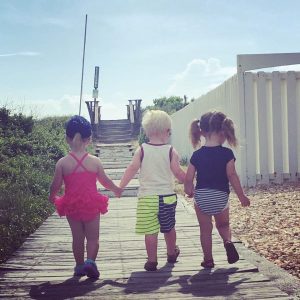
[136, 194, 177, 235]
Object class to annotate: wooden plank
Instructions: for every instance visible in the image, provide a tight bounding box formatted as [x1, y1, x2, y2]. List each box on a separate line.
[0, 144, 290, 299]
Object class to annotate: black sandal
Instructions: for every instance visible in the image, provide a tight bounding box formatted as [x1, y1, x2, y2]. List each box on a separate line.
[167, 245, 180, 263]
[201, 260, 215, 268]
[224, 241, 239, 264]
[144, 261, 158, 271]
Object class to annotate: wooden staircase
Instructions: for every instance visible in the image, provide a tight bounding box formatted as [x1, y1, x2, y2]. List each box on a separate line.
[95, 143, 139, 197]
[97, 119, 133, 143]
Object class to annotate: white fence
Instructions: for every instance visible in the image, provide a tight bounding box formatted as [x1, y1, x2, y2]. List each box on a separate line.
[171, 67, 300, 187]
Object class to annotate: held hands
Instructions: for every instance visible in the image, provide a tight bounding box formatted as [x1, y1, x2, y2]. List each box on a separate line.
[186, 192, 194, 198]
[114, 187, 123, 198]
[48, 195, 58, 204]
[184, 185, 194, 199]
[239, 195, 250, 207]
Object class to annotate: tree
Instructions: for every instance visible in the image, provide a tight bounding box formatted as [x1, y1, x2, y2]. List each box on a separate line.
[138, 95, 189, 144]
[143, 96, 188, 115]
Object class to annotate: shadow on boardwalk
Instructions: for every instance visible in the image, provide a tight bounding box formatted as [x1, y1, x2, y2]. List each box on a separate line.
[109, 263, 175, 294]
[0, 197, 291, 299]
[177, 267, 247, 298]
[28, 265, 245, 299]
[29, 277, 111, 300]
[109, 265, 246, 298]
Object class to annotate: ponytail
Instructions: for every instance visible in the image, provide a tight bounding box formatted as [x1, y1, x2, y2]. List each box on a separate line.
[71, 132, 84, 150]
[190, 119, 201, 149]
[222, 117, 237, 147]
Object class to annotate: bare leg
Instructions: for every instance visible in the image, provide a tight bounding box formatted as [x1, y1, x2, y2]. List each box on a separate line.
[84, 214, 100, 261]
[214, 207, 231, 243]
[215, 207, 239, 264]
[194, 203, 213, 261]
[164, 228, 176, 255]
[145, 234, 158, 262]
[67, 217, 85, 265]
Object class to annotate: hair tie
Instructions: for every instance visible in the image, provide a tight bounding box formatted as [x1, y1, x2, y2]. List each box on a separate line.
[66, 115, 92, 139]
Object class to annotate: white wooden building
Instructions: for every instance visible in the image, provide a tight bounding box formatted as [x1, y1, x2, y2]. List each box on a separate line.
[171, 53, 300, 187]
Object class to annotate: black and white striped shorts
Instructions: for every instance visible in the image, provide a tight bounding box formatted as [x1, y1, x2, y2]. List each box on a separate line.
[158, 194, 177, 233]
[194, 189, 229, 215]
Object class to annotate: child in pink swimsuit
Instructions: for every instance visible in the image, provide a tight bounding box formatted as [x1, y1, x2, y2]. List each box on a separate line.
[49, 115, 122, 279]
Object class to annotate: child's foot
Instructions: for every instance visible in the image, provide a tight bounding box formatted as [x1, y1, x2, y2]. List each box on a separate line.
[144, 261, 158, 271]
[83, 259, 100, 279]
[224, 241, 239, 264]
[201, 259, 215, 269]
[167, 245, 180, 263]
[73, 264, 86, 277]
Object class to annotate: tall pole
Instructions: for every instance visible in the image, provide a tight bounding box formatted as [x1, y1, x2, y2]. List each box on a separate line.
[79, 14, 88, 116]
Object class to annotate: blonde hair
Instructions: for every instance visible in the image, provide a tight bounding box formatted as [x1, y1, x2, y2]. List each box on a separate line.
[142, 110, 172, 138]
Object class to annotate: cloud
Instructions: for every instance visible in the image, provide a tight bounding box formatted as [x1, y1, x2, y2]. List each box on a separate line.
[28, 94, 90, 119]
[166, 58, 236, 98]
[0, 94, 127, 121]
[0, 51, 41, 57]
[100, 102, 128, 120]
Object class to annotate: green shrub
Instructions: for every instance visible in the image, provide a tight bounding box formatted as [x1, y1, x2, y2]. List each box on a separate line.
[138, 128, 149, 145]
[0, 109, 68, 262]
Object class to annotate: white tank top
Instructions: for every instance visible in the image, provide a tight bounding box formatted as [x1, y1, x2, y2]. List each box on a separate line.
[138, 143, 174, 197]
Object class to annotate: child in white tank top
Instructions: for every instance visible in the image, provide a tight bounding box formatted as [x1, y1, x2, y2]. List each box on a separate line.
[119, 110, 186, 271]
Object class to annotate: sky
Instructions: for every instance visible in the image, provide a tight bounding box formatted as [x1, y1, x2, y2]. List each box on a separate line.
[1, 0, 300, 120]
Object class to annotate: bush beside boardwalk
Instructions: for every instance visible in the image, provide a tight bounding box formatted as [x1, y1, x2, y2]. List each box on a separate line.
[0, 107, 69, 263]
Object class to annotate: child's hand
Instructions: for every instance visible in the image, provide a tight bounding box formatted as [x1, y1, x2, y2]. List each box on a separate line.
[239, 195, 250, 207]
[48, 195, 57, 204]
[186, 192, 194, 198]
[184, 186, 194, 198]
[114, 187, 123, 198]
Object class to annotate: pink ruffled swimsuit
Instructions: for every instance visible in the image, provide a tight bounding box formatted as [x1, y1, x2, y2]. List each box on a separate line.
[55, 152, 109, 221]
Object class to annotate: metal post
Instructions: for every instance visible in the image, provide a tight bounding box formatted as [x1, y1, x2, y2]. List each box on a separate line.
[93, 66, 99, 123]
[79, 14, 88, 116]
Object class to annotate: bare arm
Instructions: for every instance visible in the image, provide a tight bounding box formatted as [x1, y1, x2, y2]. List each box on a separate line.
[184, 163, 196, 197]
[170, 148, 186, 183]
[226, 159, 250, 207]
[49, 160, 63, 203]
[96, 158, 122, 197]
[119, 147, 141, 189]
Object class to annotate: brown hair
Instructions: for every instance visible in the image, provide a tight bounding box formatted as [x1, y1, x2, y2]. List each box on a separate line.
[190, 120, 201, 149]
[209, 111, 237, 147]
[222, 117, 237, 147]
[189, 112, 214, 149]
[190, 111, 238, 149]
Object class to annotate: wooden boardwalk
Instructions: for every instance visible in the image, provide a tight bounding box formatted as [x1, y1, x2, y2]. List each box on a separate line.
[0, 196, 291, 299]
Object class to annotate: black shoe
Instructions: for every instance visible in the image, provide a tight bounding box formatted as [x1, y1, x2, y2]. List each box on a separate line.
[167, 245, 180, 263]
[224, 241, 239, 264]
[144, 261, 158, 271]
[201, 260, 215, 268]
